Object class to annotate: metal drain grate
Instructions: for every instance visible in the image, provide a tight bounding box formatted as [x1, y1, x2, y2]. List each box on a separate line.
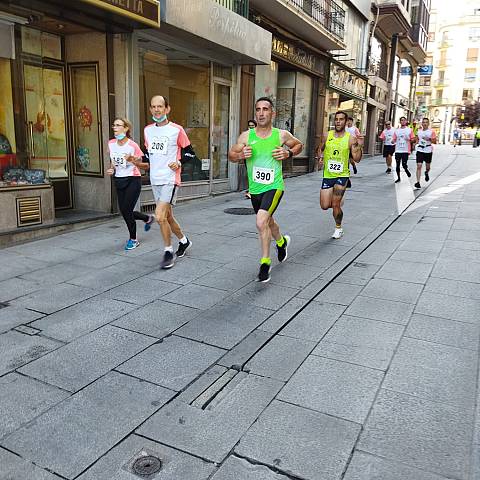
[224, 207, 255, 215]
[132, 456, 162, 477]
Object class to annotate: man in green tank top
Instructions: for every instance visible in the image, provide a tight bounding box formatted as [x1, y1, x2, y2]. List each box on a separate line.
[228, 97, 303, 283]
[316, 111, 362, 239]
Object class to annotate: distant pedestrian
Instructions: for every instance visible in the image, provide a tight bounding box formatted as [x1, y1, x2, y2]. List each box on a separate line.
[107, 117, 153, 251]
[392, 116, 414, 183]
[379, 120, 395, 174]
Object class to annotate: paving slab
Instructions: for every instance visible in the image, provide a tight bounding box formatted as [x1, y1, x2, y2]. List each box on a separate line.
[0, 306, 44, 334]
[19, 263, 93, 286]
[361, 278, 423, 304]
[211, 455, 290, 480]
[235, 400, 360, 480]
[77, 434, 215, 480]
[444, 239, 480, 251]
[383, 337, 477, 410]
[245, 335, 315, 381]
[405, 313, 480, 350]
[117, 335, 225, 391]
[359, 389, 472, 479]
[161, 283, 230, 310]
[0, 373, 69, 440]
[268, 261, 324, 289]
[415, 291, 480, 323]
[1, 371, 174, 479]
[431, 258, 480, 284]
[193, 266, 254, 292]
[438, 246, 480, 263]
[0, 331, 62, 376]
[278, 301, 345, 341]
[289, 242, 351, 268]
[30, 298, 137, 342]
[18, 325, 156, 392]
[278, 356, 383, 424]
[11, 283, 97, 315]
[374, 259, 433, 284]
[138, 374, 283, 463]
[398, 238, 445, 254]
[259, 297, 309, 333]
[335, 262, 381, 285]
[176, 302, 272, 349]
[113, 300, 200, 338]
[313, 315, 404, 370]
[0, 447, 60, 479]
[343, 451, 451, 480]
[345, 296, 414, 325]
[424, 276, 480, 300]
[354, 250, 392, 267]
[309, 281, 363, 305]
[227, 282, 300, 311]
[0, 277, 42, 303]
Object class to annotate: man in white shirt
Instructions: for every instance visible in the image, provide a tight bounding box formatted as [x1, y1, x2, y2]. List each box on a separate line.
[379, 120, 395, 174]
[145, 95, 192, 269]
[414, 117, 437, 189]
[392, 116, 414, 183]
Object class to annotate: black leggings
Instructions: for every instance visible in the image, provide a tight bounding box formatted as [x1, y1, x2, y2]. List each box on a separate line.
[115, 177, 149, 239]
[395, 153, 409, 175]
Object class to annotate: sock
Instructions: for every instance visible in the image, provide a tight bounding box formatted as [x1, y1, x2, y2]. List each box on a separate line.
[260, 257, 271, 265]
[276, 236, 285, 247]
[179, 236, 188, 244]
[336, 224, 342, 229]
[165, 246, 174, 253]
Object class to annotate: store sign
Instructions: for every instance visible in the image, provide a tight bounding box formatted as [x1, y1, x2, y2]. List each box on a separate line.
[418, 65, 433, 75]
[272, 36, 326, 77]
[400, 66, 412, 75]
[329, 63, 367, 100]
[80, 0, 160, 27]
[201, 159, 210, 171]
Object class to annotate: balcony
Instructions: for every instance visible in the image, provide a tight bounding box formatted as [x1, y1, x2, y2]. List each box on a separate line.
[376, 0, 412, 35]
[435, 59, 450, 68]
[250, 0, 346, 50]
[408, 23, 428, 62]
[369, 60, 388, 81]
[429, 98, 449, 106]
[433, 78, 449, 87]
[214, 0, 249, 17]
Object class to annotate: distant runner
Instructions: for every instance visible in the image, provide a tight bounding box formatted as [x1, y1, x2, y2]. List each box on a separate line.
[414, 117, 437, 189]
[379, 120, 395, 174]
[392, 116, 414, 183]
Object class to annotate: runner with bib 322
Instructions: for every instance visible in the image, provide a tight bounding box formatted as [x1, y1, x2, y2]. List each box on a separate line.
[228, 97, 303, 283]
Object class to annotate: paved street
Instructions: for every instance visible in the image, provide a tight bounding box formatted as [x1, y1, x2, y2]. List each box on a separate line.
[0, 145, 479, 480]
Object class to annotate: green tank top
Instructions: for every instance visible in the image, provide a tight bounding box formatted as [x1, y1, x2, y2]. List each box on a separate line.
[246, 127, 284, 194]
[323, 130, 351, 179]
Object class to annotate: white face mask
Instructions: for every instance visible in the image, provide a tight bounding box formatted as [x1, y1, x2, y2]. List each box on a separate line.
[115, 133, 126, 140]
[152, 114, 167, 123]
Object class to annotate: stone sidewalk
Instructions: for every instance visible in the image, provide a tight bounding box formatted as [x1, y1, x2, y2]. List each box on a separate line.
[0, 145, 479, 480]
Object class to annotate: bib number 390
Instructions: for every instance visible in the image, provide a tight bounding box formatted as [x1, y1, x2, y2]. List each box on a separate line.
[327, 160, 343, 173]
[253, 166, 274, 185]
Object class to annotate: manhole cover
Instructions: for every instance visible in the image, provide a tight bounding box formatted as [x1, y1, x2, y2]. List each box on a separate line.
[224, 207, 255, 215]
[132, 456, 162, 477]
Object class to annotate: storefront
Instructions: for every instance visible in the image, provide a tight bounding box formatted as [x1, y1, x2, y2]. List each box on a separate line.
[255, 34, 328, 174]
[365, 83, 389, 155]
[0, 0, 160, 232]
[325, 62, 367, 135]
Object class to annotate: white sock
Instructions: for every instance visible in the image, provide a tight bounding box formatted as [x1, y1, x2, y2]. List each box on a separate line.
[165, 246, 174, 253]
[179, 236, 188, 244]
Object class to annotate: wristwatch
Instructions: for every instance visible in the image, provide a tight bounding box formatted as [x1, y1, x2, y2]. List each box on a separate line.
[286, 148, 294, 159]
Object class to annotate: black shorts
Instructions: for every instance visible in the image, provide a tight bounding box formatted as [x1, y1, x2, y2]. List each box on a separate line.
[383, 145, 395, 157]
[395, 152, 409, 162]
[321, 177, 349, 189]
[416, 151, 433, 163]
[250, 189, 284, 215]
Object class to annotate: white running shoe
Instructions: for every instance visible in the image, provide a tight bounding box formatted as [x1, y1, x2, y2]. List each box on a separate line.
[332, 228, 344, 239]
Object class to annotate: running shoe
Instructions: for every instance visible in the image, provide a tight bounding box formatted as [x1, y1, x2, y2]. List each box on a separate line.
[125, 239, 139, 250]
[352, 163, 358, 174]
[425, 171, 430, 182]
[276, 235, 290, 263]
[144, 214, 154, 232]
[176, 238, 192, 258]
[257, 263, 271, 283]
[414, 182, 421, 189]
[161, 251, 175, 269]
[405, 169, 412, 178]
[395, 178, 401, 183]
[332, 228, 344, 239]
[386, 168, 392, 174]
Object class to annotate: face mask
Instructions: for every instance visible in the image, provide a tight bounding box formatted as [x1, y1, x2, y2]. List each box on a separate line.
[115, 133, 126, 141]
[152, 114, 167, 123]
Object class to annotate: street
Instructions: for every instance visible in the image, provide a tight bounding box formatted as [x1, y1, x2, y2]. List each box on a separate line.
[0, 144, 479, 480]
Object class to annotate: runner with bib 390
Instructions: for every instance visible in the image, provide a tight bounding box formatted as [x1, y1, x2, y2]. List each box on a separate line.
[228, 97, 303, 283]
[317, 111, 362, 239]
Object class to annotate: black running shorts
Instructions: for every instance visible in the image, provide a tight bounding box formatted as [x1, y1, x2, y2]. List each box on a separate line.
[416, 151, 433, 163]
[250, 189, 284, 215]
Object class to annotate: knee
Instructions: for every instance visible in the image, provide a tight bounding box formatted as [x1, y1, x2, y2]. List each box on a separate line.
[320, 203, 330, 211]
[155, 210, 168, 224]
[256, 217, 269, 232]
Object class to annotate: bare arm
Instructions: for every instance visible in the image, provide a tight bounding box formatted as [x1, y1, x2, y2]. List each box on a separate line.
[270, 130, 303, 161]
[316, 133, 328, 169]
[228, 130, 250, 163]
[349, 135, 362, 163]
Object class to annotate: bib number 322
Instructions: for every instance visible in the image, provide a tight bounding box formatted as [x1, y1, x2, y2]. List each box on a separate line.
[327, 160, 343, 174]
[253, 166, 274, 185]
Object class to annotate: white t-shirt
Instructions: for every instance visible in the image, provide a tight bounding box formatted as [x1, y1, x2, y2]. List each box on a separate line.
[108, 139, 143, 178]
[393, 127, 414, 153]
[416, 128, 436, 154]
[144, 122, 190, 186]
[380, 128, 395, 146]
[346, 126, 361, 137]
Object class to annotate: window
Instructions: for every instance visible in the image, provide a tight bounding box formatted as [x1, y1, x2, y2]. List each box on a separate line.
[469, 27, 480, 41]
[419, 76, 431, 86]
[428, 32, 435, 42]
[436, 89, 443, 100]
[441, 30, 449, 41]
[467, 48, 479, 61]
[462, 89, 473, 100]
[438, 70, 445, 81]
[465, 68, 476, 82]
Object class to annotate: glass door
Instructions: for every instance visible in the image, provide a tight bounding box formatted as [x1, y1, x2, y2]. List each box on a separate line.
[212, 82, 230, 180]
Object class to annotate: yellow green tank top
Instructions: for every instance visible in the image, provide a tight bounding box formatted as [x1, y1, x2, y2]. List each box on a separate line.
[246, 127, 284, 194]
[323, 130, 351, 179]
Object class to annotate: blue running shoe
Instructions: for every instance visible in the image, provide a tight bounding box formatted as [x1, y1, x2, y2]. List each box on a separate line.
[125, 239, 139, 250]
[144, 215, 154, 232]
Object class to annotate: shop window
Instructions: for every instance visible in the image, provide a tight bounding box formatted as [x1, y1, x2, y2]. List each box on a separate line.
[139, 48, 210, 183]
[465, 69, 476, 82]
[467, 48, 478, 62]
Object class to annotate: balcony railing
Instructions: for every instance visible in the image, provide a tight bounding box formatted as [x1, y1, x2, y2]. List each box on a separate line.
[430, 98, 449, 106]
[214, 0, 249, 17]
[369, 61, 388, 81]
[435, 59, 450, 68]
[285, 0, 345, 41]
[433, 78, 449, 87]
